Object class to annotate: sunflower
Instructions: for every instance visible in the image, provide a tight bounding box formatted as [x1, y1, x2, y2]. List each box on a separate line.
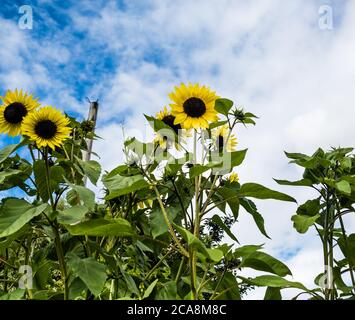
[169, 83, 219, 130]
[154, 106, 183, 149]
[0, 89, 40, 136]
[228, 172, 239, 183]
[21, 106, 72, 150]
[212, 124, 238, 152]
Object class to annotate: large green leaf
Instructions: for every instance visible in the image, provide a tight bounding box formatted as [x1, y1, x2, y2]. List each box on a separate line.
[57, 205, 89, 225]
[240, 198, 270, 239]
[0, 141, 25, 165]
[66, 185, 95, 210]
[34, 161, 65, 202]
[150, 206, 178, 238]
[0, 169, 22, 184]
[77, 159, 101, 185]
[239, 251, 292, 277]
[241, 275, 308, 291]
[155, 281, 177, 300]
[189, 162, 222, 178]
[335, 180, 351, 196]
[103, 174, 148, 200]
[67, 253, 106, 296]
[65, 218, 135, 237]
[291, 214, 320, 234]
[0, 199, 48, 238]
[274, 178, 313, 187]
[230, 149, 248, 167]
[264, 287, 282, 300]
[214, 98, 233, 116]
[240, 183, 296, 202]
[174, 224, 223, 262]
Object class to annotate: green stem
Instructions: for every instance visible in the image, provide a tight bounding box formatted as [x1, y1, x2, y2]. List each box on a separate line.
[153, 186, 189, 258]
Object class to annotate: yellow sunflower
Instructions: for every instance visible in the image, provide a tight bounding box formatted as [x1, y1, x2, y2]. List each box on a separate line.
[0, 89, 40, 136]
[154, 106, 183, 150]
[228, 172, 239, 183]
[21, 106, 72, 150]
[169, 83, 219, 130]
[212, 124, 238, 152]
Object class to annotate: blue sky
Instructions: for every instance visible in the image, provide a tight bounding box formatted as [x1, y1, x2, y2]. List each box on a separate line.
[1, 0, 355, 298]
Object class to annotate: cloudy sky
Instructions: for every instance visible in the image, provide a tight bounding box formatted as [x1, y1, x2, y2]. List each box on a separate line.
[1, 0, 355, 299]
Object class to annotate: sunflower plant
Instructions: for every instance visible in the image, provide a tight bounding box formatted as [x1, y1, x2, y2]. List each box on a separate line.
[0, 85, 321, 300]
[276, 147, 355, 299]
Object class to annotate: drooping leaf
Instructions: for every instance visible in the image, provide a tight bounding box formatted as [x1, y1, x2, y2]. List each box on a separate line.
[67, 253, 106, 296]
[103, 174, 148, 200]
[239, 251, 292, 277]
[240, 198, 270, 239]
[77, 159, 101, 185]
[66, 184, 95, 210]
[241, 275, 308, 291]
[240, 183, 296, 202]
[274, 178, 313, 187]
[291, 214, 320, 234]
[0, 199, 48, 238]
[57, 205, 89, 225]
[65, 218, 135, 237]
[211, 214, 238, 242]
[174, 224, 223, 262]
[264, 287, 282, 300]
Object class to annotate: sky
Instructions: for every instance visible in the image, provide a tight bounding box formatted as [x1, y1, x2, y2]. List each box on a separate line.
[0, 0, 355, 299]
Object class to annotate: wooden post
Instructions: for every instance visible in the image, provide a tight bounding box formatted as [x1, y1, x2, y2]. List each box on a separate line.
[83, 99, 99, 185]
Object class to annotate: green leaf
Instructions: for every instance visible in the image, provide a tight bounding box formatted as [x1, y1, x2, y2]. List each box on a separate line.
[189, 162, 222, 178]
[155, 281, 177, 300]
[338, 234, 355, 266]
[150, 206, 178, 238]
[274, 178, 313, 187]
[264, 287, 282, 300]
[291, 214, 320, 234]
[234, 245, 263, 258]
[335, 180, 351, 196]
[240, 198, 270, 239]
[0, 141, 25, 165]
[0, 199, 48, 238]
[211, 214, 238, 242]
[67, 253, 106, 296]
[239, 251, 292, 277]
[296, 199, 320, 217]
[77, 159, 101, 185]
[34, 161, 65, 202]
[65, 218, 135, 237]
[0, 289, 25, 300]
[242, 275, 308, 291]
[103, 174, 148, 200]
[230, 149, 248, 167]
[66, 185, 95, 210]
[216, 187, 239, 218]
[240, 183, 297, 202]
[215, 98, 233, 116]
[0, 169, 22, 184]
[57, 205, 89, 225]
[142, 279, 159, 299]
[174, 224, 223, 262]
[209, 120, 228, 130]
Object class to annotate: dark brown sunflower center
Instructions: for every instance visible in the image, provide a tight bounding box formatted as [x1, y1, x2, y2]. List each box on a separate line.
[4, 102, 27, 124]
[183, 97, 206, 118]
[162, 115, 181, 134]
[35, 120, 57, 139]
[217, 135, 224, 150]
